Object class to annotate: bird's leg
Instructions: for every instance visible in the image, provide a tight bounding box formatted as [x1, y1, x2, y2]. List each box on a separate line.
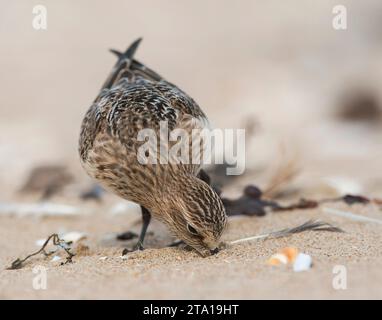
[134, 206, 151, 250]
[122, 206, 151, 255]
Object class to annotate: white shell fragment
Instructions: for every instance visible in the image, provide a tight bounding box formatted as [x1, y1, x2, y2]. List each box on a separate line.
[267, 247, 299, 266]
[99, 256, 108, 261]
[293, 253, 312, 272]
[109, 201, 141, 216]
[36, 231, 86, 249]
[0, 202, 82, 218]
[51, 255, 62, 262]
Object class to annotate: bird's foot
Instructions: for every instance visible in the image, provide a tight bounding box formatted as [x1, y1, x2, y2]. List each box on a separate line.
[122, 241, 144, 255]
[134, 241, 144, 251]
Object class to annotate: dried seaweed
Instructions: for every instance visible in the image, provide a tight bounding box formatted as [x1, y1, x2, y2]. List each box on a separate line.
[222, 185, 278, 216]
[336, 194, 370, 205]
[222, 183, 380, 217]
[274, 198, 319, 211]
[6, 234, 75, 270]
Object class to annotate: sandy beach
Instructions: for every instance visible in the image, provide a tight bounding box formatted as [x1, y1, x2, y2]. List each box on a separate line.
[1, 201, 381, 299]
[0, 1, 382, 299]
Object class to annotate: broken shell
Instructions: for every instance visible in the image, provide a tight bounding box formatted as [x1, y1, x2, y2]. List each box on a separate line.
[293, 253, 312, 272]
[51, 255, 61, 262]
[267, 247, 299, 266]
[281, 247, 299, 262]
[267, 253, 288, 266]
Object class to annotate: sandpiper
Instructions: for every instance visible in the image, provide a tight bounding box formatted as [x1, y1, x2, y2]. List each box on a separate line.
[79, 39, 227, 256]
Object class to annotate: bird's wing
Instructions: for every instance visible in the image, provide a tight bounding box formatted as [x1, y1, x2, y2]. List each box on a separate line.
[95, 38, 207, 121]
[80, 39, 210, 164]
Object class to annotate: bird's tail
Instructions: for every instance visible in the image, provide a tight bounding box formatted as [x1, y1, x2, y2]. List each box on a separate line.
[110, 37, 142, 61]
[98, 38, 163, 96]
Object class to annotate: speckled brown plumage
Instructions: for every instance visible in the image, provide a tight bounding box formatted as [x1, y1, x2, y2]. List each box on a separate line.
[79, 39, 226, 256]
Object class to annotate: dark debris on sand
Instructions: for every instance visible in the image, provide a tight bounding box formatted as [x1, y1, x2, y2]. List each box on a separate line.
[19, 165, 74, 199]
[221, 184, 380, 217]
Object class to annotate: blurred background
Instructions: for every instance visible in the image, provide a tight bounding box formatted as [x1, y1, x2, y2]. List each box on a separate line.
[1, 0, 382, 300]
[1, 0, 382, 202]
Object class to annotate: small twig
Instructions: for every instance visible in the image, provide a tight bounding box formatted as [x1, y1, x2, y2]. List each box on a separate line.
[229, 220, 344, 245]
[6, 234, 75, 270]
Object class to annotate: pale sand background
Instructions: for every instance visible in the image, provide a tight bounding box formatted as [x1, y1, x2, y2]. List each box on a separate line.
[0, 1, 382, 299]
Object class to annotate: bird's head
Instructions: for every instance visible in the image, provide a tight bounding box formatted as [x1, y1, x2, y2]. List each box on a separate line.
[157, 174, 227, 257]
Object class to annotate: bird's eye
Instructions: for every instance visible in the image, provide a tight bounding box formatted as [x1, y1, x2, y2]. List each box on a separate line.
[187, 224, 198, 235]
